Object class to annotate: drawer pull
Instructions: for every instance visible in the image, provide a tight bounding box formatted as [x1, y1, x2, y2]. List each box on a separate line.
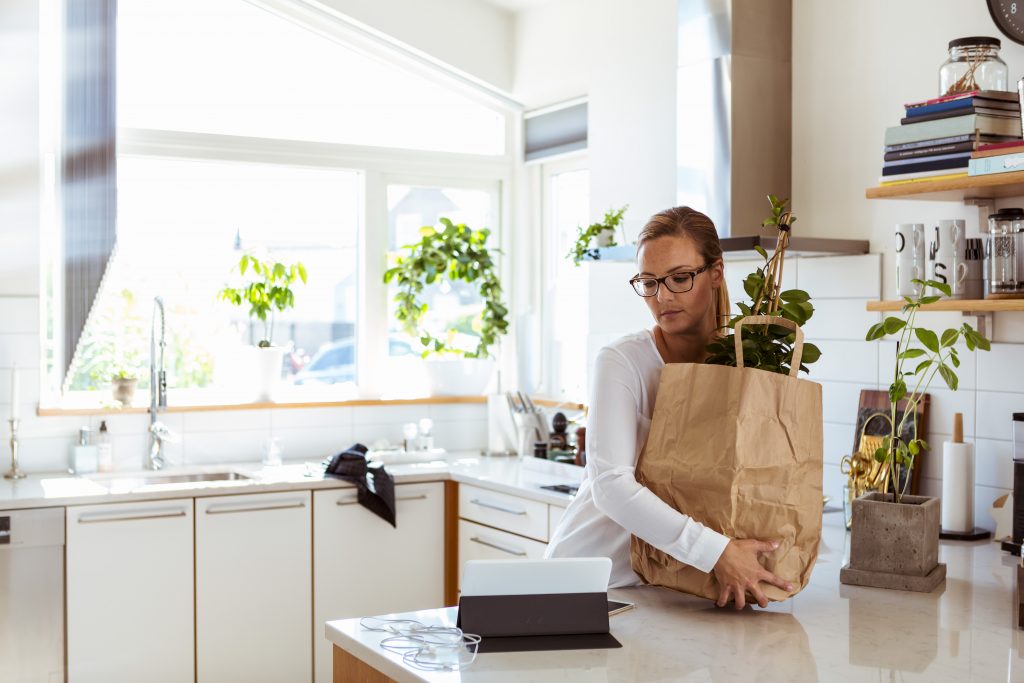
[78, 508, 187, 524]
[336, 494, 428, 507]
[469, 536, 527, 557]
[469, 498, 527, 516]
[205, 500, 306, 515]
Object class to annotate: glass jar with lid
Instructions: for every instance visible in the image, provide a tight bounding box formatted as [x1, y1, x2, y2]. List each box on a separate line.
[988, 208, 1021, 292]
[939, 36, 1008, 96]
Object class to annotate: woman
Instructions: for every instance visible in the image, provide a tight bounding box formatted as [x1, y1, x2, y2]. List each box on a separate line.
[545, 206, 792, 610]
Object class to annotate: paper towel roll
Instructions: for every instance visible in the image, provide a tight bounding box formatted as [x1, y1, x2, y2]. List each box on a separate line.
[941, 441, 974, 532]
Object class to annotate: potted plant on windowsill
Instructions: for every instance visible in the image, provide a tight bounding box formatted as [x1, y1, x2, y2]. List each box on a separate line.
[840, 279, 991, 592]
[383, 217, 508, 395]
[218, 254, 307, 402]
[567, 205, 629, 266]
[110, 367, 139, 406]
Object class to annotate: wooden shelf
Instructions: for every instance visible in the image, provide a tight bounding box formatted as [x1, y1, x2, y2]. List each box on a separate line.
[865, 171, 1024, 201]
[866, 299, 1024, 312]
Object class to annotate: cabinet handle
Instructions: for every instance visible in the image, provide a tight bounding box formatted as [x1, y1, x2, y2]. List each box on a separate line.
[78, 508, 188, 524]
[469, 498, 527, 516]
[336, 494, 428, 507]
[469, 536, 528, 557]
[205, 499, 306, 515]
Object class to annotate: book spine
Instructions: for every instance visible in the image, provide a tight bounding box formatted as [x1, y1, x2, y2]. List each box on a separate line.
[968, 153, 1024, 175]
[882, 157, 969, 176]
[885, 116, 1021, 146]
[884, 142, 976, 161]
[901, 108, 1020, 125]
[885, 134, 975, 152]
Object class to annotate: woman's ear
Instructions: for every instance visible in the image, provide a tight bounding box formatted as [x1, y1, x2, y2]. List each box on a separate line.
[710, 259, 724, 287]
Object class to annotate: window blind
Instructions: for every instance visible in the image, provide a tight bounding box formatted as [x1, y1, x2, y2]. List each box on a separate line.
[524, 100, 587, 162]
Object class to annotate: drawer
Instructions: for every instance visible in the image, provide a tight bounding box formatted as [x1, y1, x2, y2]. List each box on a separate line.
[459, 484, 549, 542]
[458, 520, 547, 591]
[548, 504, 567, 540]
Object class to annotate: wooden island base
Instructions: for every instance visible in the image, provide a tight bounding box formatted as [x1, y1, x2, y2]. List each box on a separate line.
[334, 644, 397, 683]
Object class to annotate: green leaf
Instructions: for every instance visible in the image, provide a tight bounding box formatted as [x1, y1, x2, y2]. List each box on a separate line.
[889, 378, 907, 403]
[915, 328, 940, 353]
[938, 363, 958, 390]
[950, 353, 960, 368]
[919, 295, 941, 305]
[908, 440, 920, 456]
[913, 359, 932, 375]
[866, 322, 886, 341]
[874, 447, 887, 463]
[240, 254, 250, 275]
[929, 280, 952, 296]
[754, 245, 768, 260]
[780, 289, 810, 303]
[799, 342, 821, 364]
[883, 316, 906, 334]
[940, 328, 958, 347]
[898, 348, 926, 359]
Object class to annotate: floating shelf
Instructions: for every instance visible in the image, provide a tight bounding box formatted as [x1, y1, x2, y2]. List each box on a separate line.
[866, 299, 1024, 312]
[865, 171, 1024, 202]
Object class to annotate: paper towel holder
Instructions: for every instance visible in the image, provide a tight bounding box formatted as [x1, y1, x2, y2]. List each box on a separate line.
[939, 413, 992, 542]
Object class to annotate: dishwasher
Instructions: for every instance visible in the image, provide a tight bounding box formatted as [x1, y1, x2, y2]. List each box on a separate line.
[0, 507, 65, 683]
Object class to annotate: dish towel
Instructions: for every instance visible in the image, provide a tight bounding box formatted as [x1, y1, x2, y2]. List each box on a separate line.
[324, 443, 396, 527]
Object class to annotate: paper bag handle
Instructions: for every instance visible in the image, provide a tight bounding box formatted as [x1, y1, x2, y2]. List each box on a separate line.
[733, 315, 804, 378]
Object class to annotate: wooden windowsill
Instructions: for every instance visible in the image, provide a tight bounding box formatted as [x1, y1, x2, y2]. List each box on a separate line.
[36, 395, 585, 417]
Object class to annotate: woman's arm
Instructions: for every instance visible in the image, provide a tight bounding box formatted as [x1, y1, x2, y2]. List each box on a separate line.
[587, 346, 729, 573]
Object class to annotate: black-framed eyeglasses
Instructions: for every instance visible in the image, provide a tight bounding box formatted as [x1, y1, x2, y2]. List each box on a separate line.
[629, 262, 712, 297]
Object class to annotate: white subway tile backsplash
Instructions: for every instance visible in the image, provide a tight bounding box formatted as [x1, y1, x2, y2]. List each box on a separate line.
[975, 391, 1024, 441]
[0, 333, 39, 368]
[823, 421, 854, 464]
[0, 368, 41, 406]
[976, 484, 1012, 532]
[431, 419, 487, 452]
[991, 312, 1024, 344]
[18, 435, 74, 473]
[819, 381, 869, 425]
[270, 406, 352, 430]
[823, 464, 845, 505]
[0, 296, 39, 334]
[184, 429, 270, 465]
[802, 299, 879, 342]
[974, 438, 1014, 490]
[977, 343, 1024, 394]
[925, 389, 976, 438]
[352, 405, 427, 426]
[273, 425, 354, 462]
[0, 227, 40, 297]
[812, 340, 877, 383]
[428, 403, 488, 423]
[797, 254, 880, 299]
[351, 422, 405, 449]
[183, 409, 271, 432]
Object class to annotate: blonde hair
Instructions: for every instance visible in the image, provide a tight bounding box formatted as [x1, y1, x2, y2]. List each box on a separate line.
[636, 206, 731, 333]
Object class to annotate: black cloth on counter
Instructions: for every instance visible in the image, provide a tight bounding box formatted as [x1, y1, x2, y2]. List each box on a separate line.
[324, 443, 396, 527]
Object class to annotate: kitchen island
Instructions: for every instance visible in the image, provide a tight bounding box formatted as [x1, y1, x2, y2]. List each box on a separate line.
[327, 514, 1024, 682]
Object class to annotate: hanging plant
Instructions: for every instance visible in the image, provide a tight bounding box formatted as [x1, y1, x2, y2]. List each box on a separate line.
[704, 195, 822, 375]
[383, 217, 508, 359]
[567, 205, 628, 266]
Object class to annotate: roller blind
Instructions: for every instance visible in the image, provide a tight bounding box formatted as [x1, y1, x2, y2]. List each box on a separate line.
[61, 0, 117, 387]
[524, 100, 587, 162]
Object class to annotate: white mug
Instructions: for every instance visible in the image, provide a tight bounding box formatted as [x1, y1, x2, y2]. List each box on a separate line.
[931, 255, 968, 298]
[935, 219, 965, 260]
[895, 223, 925, 263]
[897, 260, 923, 298]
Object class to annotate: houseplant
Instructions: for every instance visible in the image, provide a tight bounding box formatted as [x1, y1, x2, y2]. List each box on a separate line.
[383, 217, 508, 394]
[218, 254, 307, 401]
[840, 279, 990, 592]
[110, 366, 139, 406]
[704, 195, 822, 374]
[567, 205, 628, 266]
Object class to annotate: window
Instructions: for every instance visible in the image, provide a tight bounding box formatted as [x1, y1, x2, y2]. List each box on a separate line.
[541, 161, 589, 401]
[46, 0, 511, 405]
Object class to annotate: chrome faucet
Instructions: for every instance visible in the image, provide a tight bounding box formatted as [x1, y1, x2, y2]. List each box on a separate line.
[147, 296, 174, 469]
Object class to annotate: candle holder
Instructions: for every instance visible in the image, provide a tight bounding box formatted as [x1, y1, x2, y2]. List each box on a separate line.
[4, 418, 25, 480]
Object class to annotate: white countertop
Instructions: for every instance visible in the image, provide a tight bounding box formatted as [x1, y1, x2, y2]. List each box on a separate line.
[326, 515, 1024, 683]
[0, 451, 580, 510]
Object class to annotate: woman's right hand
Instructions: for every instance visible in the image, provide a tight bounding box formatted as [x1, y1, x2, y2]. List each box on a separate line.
[711, 539, 793, 609]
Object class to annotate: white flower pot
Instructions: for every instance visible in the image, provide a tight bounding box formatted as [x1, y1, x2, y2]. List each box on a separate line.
[254, 346, 285, 402]
[424, 357, 496, 396]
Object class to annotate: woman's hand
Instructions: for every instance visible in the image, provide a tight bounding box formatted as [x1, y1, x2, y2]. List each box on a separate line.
[711, 539, 793, 609]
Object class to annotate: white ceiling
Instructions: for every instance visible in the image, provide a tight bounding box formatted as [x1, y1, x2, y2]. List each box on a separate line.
[477, 0, 556, 13]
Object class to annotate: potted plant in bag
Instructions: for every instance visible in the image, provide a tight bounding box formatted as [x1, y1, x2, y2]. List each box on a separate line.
[840, 279, 990, 592]
[218, 254, 307, 401]
[383, 217, 508, 395]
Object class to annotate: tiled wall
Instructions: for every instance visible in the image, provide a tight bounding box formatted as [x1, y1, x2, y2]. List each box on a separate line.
[727, 253, 1018, 531]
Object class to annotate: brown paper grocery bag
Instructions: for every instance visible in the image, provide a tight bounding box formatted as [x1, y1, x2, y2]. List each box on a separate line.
[630, 315, 823, 602]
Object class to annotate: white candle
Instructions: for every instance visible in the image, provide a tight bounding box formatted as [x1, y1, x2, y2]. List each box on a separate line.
[9, 363, 19, 420]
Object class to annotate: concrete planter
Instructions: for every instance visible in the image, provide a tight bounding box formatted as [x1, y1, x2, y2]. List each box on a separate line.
[839, 492, 946, 592]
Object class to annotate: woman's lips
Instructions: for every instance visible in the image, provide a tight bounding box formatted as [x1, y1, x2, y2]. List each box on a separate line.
[659, 309, 683, 319]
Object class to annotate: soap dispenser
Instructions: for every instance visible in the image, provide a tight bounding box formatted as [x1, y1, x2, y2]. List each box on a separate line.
[71, 427, 98, 475]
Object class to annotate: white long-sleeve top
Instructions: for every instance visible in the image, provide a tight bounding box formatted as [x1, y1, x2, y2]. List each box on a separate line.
[544, 329, 730, 587]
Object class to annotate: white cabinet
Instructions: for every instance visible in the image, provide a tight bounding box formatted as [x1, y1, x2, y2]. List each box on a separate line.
[195, 491, 311, 683]
[67, 499, 195, 683]
[458, 519, 547, 580]
[459, 483, 549, 542]
[313, 483, 444, 683]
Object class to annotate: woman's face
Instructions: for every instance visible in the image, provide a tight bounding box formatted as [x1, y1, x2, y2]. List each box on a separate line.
[635, 235, 723, 335]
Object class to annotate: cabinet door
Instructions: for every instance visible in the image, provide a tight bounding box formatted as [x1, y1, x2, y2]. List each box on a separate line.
[313, 483, 444, 683]
[457, 519, 547, 592]
[195, 491, 311, 683]
[67, 499, 195, 683]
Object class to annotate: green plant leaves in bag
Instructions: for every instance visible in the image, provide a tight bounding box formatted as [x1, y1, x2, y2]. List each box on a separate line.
[939, 363, 958, 390]
[915, 328, 940, 353]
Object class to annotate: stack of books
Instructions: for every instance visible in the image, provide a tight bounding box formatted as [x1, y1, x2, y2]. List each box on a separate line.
[880, 90, 1022, 186]
[969, 139, 1024, 176]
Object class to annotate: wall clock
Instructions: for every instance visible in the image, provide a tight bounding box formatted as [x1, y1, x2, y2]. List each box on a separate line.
[988, 0, 1024, 46]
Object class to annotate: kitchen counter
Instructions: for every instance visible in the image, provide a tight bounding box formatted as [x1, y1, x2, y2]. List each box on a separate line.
[0, 452, 580, 510]
[326, 514, 1024, 683]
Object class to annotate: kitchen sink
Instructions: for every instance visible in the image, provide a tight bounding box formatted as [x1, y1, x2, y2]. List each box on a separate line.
[87, 470, 252, 491]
